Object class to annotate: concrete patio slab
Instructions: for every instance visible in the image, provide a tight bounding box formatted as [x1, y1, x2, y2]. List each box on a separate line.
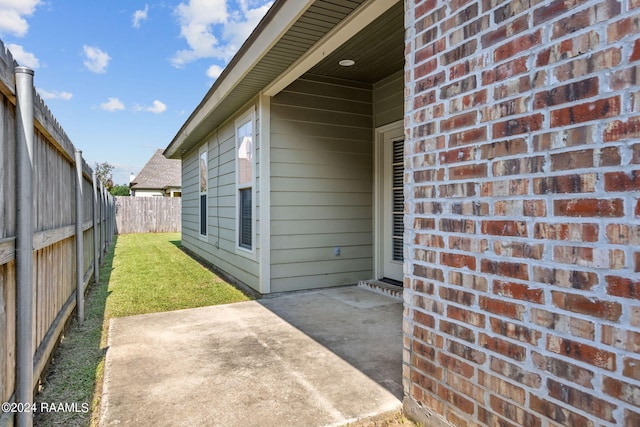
[99, 286, 403, 427]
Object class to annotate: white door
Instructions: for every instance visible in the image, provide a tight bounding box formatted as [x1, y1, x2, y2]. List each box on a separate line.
[376, 122, 404, 282]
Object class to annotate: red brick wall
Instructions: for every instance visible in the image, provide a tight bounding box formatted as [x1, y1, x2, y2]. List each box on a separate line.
[403, 0, 640, 425]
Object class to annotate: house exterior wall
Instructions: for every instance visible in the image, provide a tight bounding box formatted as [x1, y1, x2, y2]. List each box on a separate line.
[404, 1, 640, 426]
[269, 75, 374, 292]
[374, 70, 404, 128]
[181, 105, 261, 291]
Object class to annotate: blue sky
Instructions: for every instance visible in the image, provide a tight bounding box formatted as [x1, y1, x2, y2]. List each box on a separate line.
[1, 0, 272, 184]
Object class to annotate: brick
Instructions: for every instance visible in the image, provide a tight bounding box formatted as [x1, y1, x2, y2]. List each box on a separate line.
[533, 174, 597, 194]
[530, 395, 593, 427]
[442, 40, 478, 66]
[439, 146, 476, 164]
[492, 156, 544, 176]
[437, 385, 475, 414]
[480, 96, 528, 121]
[441, 3, 478, 33]
[493, 241, 543, 259]
[599, 146, 621, 166]
[547, 335, 616, 370]
[608, 13, 640, 42]
[449, 236, 489, 253]
[611, 65, 640, 90]
[440, 75, 477, 99]
[494, 30, 541, 62]
[533, 0, 580, 25]
[479, 138, 527, 159]
[493, 280, 544, 304]
[446, 373, 484, 403]
[440, 252, 477, 270]
[447, 305, 485, 327]
[533, 267, 598, 289]
[534, 223, 598, 242]
[440, 286, 475, 306]
[603, 376, 640, 406]
[495, 76, 531, 100]
[547, 379, 616, 422]
[490, 317, 542, 345]
[552, 245, 593, 266]
[551, 0, 620, 39]
[413, 264, 444, 282]
[533, 125, 596, 151]
[479, 333, 526, 361]
[438, 352, 475, 378]
[413, 89, 436, 109]
[449, 271, 488, 292]
[414, 70, 446, 94]
[550, 96, 621, 127]
[441, 111, 477, 131]
[449, 15, 490, 46]
[625, 410, 640, 427]
[544, 31, 600, 66]
[490, 356, 542, 388]
[494, 199, 546, 217]
[552, 48, 621, 82]
[550, 149, 593, 171]
[554, 198, 624, 217]
[449, 89, 487, 113]
[413, 217, 435, 230]
[624, 357, 640, 381]
[552, 291, 622, 321]
[531, 308, 595, 340]
[481, 15, 528, 47]
[533, 77, 599, 109]
[448, 127, 487, 147]
[481, 259, 529, 281]
[438, 183, 470, 199]
[448, 339, 486, 364]
[489, 394, 540, 426]
[479, 296, 525, 321]
[440, 218, 475, 233]
[493, 114, 543, 137]
[482, 57, 528, 85]
[532, 352, 594, 389]
[602, 325, 640, 353]
[451, 201, 489, 216]
[481, 220, 527, 237]
[449, 163, 487, 180]
[605, 170, 640, 191]
[478, 407, 517, 427]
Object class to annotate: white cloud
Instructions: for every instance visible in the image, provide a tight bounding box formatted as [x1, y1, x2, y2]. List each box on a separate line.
[171, 0, 272, 69]
[135, 100, 167, 114]
[206, 64, 223, 79]
[83, 45, 111, 74]
[7, 43, 39, 69]
[132, 4, 149, 29]
[100, 97, 125, 112]
[0, 0, 40, 37]
[38, 88, 72, 100]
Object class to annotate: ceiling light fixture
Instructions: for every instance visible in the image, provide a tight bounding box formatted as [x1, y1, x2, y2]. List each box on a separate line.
[339, 59, 355, 67]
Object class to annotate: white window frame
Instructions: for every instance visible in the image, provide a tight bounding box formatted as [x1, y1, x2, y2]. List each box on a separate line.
[198, 142, 208, 240]
[235, 107, 256, 257]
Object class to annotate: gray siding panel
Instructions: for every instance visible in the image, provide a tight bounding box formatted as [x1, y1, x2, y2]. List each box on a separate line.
[270, 76, 374, 292]
[373, 70, 403, 128]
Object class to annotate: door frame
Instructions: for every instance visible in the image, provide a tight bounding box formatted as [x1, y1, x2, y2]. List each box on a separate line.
[373, 120, 404, 281]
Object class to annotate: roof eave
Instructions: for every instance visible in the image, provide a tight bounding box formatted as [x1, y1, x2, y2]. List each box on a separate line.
[164, 0, 316, 159]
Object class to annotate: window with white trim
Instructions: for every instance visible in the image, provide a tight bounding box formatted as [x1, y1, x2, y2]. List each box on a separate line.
[199, 144, 207, 238]
[236, 110, 255, 251]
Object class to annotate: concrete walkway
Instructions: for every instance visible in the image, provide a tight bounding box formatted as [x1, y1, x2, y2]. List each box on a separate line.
[100, 286, 404, 427]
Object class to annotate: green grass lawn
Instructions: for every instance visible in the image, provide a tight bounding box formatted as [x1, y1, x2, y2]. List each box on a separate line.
[33, 233, 252, 427]
[105, 233, 250, 318]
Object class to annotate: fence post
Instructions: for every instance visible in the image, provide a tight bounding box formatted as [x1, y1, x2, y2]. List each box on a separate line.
[74, 150, 84, 325]
[92, 171, 99, 284]
[15, 66, 35, 427]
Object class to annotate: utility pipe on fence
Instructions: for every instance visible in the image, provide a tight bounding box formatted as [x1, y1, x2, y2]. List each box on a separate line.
[15, 66, 35, 427]
[92, 171, 99, 284]
[74, 149, 84, 325]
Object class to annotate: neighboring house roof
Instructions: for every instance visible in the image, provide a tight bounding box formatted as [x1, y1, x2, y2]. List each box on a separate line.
[130, 149, 181, 190]
[164, 0, 402, 159]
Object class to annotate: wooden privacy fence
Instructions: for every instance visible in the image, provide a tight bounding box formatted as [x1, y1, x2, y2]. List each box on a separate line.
[115, 196, 181, 234]
[0, 43, 116, 427]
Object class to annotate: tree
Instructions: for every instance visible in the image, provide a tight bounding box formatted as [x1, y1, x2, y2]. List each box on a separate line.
[95, 161, 114, 190]
[110, 184, 130, 196]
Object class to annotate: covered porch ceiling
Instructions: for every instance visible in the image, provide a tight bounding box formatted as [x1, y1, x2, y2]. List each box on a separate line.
[165, 0, 404, 159]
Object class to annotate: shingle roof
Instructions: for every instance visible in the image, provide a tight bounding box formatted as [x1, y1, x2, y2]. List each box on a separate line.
[130, 149, 181, 190]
